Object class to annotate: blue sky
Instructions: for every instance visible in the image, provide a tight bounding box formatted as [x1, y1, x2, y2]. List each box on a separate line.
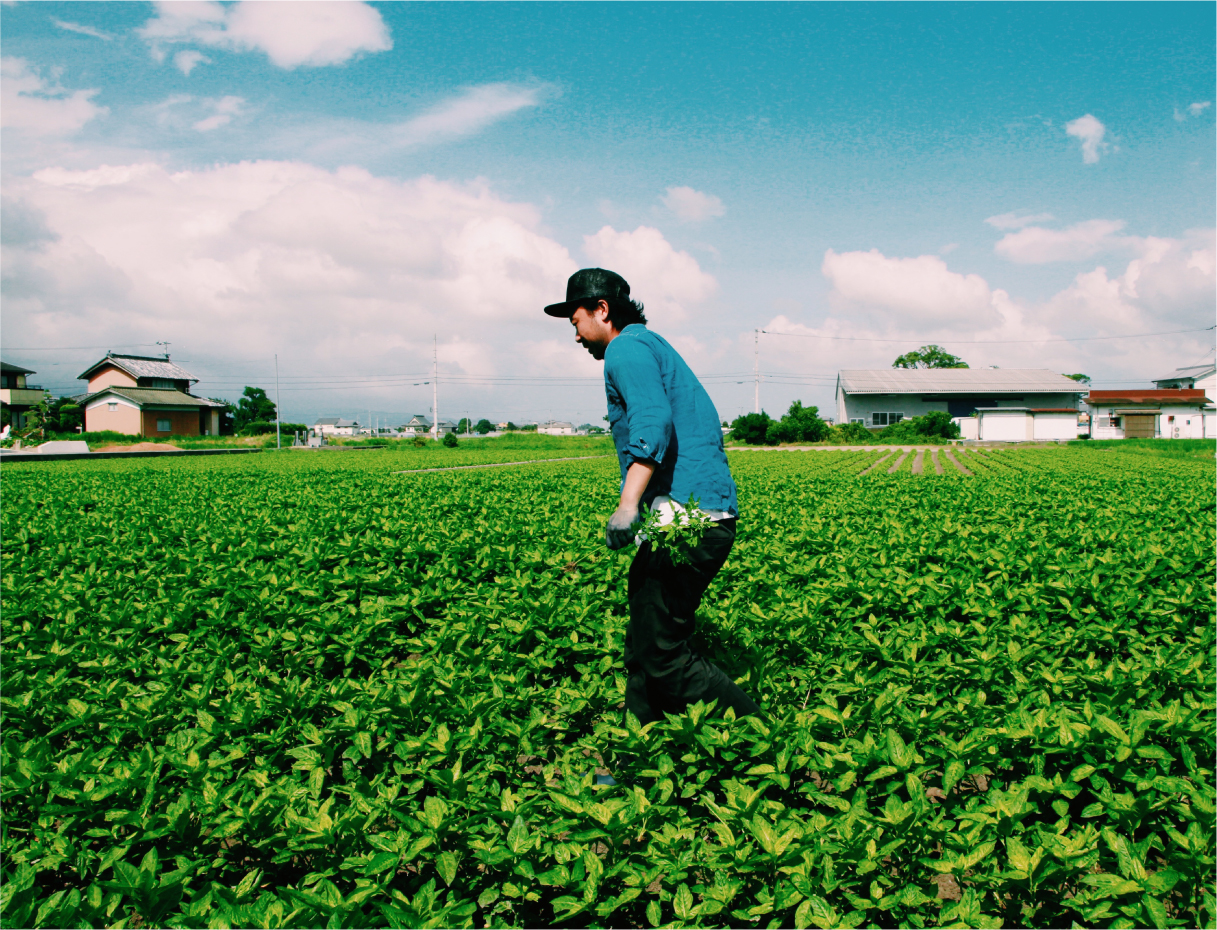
[2, 2, 1213, 425]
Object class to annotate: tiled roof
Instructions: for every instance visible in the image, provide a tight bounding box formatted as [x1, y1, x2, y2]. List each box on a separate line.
[1, 361, 35, 375]
[89, 387, 220, 408]
[838, 369, 1089, 394]
[77, 354, 197, 383]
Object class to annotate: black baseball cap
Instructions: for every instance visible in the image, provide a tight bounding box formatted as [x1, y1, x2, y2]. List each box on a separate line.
[544, 268, 631, 317]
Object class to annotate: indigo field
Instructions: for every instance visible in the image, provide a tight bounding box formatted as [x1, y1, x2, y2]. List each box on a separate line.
[2, 443, 1213, 928]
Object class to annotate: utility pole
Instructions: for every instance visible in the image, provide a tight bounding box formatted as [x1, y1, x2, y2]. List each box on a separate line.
[274, 353, 281, 450]
[432, 335, 439, 441]
[754, 329, 760, 414]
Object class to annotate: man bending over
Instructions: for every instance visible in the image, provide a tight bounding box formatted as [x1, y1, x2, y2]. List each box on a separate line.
[544, 267, 761, 724]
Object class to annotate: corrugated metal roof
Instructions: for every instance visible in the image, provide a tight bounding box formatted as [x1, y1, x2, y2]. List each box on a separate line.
[90, 387, 218, 408]
[77, 354, 197, 383]
[838, 368, 1089, 394]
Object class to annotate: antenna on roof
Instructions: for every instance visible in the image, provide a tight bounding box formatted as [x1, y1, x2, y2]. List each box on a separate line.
[156, 341, 171, 359]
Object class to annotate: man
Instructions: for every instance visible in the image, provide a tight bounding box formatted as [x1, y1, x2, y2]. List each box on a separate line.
[545, 268, 761, 724]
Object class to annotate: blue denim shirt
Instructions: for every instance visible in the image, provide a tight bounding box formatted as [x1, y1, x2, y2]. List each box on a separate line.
[604, 325, 739, 516]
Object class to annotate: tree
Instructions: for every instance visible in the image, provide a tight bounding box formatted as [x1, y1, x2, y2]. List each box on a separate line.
[767, 400, 829, 444]
[728, 411, 774, 445]
[233, 387, 276, 433]
[892, 345, 969, 369]
[457, 417, 472, 434]
[442, 431, 459, 448]
[1063, 373, 1091, 384]
[55, 401, 82, 432]
[475, 418, 494, 434]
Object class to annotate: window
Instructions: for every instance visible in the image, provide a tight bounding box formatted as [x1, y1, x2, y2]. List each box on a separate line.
[871, 412, 905, 426]
[850, 418, 865, 425]
[107, 402, 117, 412]
[157, 418, 171, 432]
[147, 378, 176, 389]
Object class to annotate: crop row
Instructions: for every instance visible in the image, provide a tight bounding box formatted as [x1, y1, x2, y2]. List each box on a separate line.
[2, 444, 1213, 928]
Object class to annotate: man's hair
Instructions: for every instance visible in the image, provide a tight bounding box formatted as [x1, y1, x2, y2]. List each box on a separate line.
[583, 295, 647, 329]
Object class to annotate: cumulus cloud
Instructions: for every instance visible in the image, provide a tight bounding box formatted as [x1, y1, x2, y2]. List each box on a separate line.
[395, 84, 547, 146]
[1065, 114, 1108, 164]
[139, 0, 391, 69]
[582, 225, 718, 324]
[54, 20, 114, 41]
[193, 96, 245, 132]
[660, 186, 725, 223]
[0, 57, 107, 137]
[4, 161, 582, 409]
[994, 219, 1128, 264]
[1177, 101, 1212, 121]
[174, 50, 210, 75]
[1038, 229, 1216, 334]
[984, 211, 1055, 230]
[757, 236, 1215, 394]
[821, 249, 1005, 327]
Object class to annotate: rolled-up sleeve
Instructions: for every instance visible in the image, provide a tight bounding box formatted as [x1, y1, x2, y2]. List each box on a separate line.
[606, 338, 673, 466]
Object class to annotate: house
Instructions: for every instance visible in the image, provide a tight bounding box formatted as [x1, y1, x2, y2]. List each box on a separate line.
[314, 417, 360, 437]
[1084, 389, 1211, 439]
[76, 353, 224, 437]
[1153, 363, 1216, 393]
[1154, 364, 1216, 437]
[538, 420, 575, 435]
[401, 415, 456, 436]
[1, 361, 47, 428]
[836, 369, 1089, 429]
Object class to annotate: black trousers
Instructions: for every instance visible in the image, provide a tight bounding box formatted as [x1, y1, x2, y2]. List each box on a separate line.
[623, 519, 761, 724]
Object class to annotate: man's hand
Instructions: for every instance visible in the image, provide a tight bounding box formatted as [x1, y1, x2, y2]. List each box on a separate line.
[606, 505, 639, 550]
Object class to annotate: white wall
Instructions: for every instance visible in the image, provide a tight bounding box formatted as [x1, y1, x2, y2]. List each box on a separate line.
[953, 417, 978, 440]
[1033, 413, 1078, 441]
[1160, 405, 1208, 439]
[980, 410, 1032, 441]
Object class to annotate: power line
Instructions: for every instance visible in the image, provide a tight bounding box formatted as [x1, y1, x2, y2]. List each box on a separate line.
[759, 325, 1215, 344]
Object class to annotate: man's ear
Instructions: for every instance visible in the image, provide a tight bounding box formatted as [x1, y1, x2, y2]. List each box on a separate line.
[596, 299, 611, 321]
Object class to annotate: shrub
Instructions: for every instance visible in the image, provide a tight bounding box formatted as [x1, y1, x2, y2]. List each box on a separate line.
[828, 421, 874, 443]
[767, 401, 829, 444]
[878, 410, 961, 442]
[442, 432, 459, 447]
[729, 411, 775, 445]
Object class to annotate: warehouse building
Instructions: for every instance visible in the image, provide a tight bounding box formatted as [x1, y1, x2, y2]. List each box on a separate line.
[836, 369, 1087, 439]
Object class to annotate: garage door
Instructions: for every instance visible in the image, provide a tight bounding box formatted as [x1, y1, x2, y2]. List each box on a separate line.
[1124, 414, 1156, 438]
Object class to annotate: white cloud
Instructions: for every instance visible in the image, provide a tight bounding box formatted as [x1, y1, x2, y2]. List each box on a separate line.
[5, 162, 581, 405]
[984, 211, 1055, 230]
[54, 20, 114, 41]
[994, 219, 1128, 264]
[582, 225, 718, 324]
[821, 249, 1004, 326]
[174, 50, 210, 75]
[139, 0, 391, 69]
[1065, 114, 1108, 164]
[1038, 229, 1216, 333]
[757, 236, 1215, 391]
[1189, 101, 1211, 117]
[0, 57, 107, 137]
[395, 84, 546, 146]
[193, 96, 245, 132]
[660, 186, 725, 223]
[938, 243, 959, 255]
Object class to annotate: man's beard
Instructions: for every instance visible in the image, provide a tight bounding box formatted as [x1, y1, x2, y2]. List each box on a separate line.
[586, 342, 606, 360]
